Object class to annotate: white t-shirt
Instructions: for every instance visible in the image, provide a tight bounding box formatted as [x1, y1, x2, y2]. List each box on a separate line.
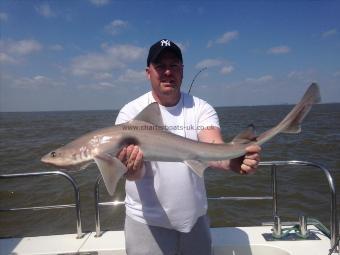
[115, 91, 220, 232]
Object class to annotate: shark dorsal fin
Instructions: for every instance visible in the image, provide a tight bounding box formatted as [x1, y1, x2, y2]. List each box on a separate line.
[133, 102, 164, 127]
[231, 124, 257, 144]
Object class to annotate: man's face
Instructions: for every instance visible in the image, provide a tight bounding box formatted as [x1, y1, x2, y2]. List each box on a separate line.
[146, 51, 183, 101]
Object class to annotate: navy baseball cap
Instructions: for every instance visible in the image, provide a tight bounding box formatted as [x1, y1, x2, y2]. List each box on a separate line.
[147, 39, 183, 66]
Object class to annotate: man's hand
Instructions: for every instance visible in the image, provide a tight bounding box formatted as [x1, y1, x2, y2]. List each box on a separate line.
[198, 127, 261, 174]
[230, 144, 261, 174]
[116, 145, 145, 180]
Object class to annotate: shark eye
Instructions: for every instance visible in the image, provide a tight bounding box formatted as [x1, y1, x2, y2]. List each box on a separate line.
[51, 151, 57, 157]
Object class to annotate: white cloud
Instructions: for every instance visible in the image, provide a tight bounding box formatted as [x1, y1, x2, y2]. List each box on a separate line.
[94, 72, 113, 80]
[7, 39, 42, 56]
[70, 44, 145, 77]
[322, 28, 337, 38]
[35, 3, 55, 18]
[216, 31, 239, 44]
[49, 44, 64, 51]
[288, 71, 303, 79]
[89, 0, 111, 6]
[0, 12, 8, 22]
[288, 69, 317, 82]
[267, 45, 291, 55]
[196, 58, 234, 75]
[207, 40, 214, 48]
[103, 44, 145, 61]
[71, 53, 122, 76]
[97, 81, 115, 88]
[0, 39, 42, 65]
[105, 19, 128, 35]
[118, 69, 146, 83]
[207, 31, 239, 48]
[77, 81, 116, 90]
[175, 41, 187, 53]
[12, 75, 65, 89]
[0, 52, 17, 64]
[220, 65, 234, 75]
[196, 59, 223, 69]
[245, 75, 273, 83]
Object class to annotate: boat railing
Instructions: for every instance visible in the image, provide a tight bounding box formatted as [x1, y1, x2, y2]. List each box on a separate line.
[0, 161, 338, 250]
[94, 160, 338, 251]
[260, 160, 338, 250]
[0, 171, 84, 239]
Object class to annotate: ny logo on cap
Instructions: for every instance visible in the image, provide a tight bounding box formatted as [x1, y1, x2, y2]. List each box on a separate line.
[160, 39, 171, 47]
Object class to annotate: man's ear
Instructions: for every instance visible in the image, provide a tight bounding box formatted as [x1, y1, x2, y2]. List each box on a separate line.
[145, 67, 151, 80]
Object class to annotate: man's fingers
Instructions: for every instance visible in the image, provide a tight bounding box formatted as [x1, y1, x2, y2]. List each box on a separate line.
[126, 145, 135, 157]
[245, 144, 261, 154]
[118, 145, 138, 162]
[117, 147, 127, 162]
[243, 158, 258, 167]
[245, 153, 260, 161]
[240, 151, 260, 175]
[244, 144, 261, 166]
[134, 150, 144, 170]
[116, 145, 145, 181]
[125, 146, 144, 180]
[126, 146, 144, 169]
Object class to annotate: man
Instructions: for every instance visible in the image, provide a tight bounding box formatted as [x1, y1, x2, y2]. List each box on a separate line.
[115, 39, 261, 255]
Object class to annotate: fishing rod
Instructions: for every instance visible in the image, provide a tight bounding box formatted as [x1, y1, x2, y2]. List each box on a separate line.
[188, 67, 207, 94]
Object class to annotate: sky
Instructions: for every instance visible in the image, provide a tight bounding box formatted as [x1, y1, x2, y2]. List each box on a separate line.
[0, 0, 339, 112]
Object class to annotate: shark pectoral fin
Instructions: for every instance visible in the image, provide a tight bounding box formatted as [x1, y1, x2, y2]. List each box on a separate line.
[184, 160, 209, 177]
[94, 155, 127, 196]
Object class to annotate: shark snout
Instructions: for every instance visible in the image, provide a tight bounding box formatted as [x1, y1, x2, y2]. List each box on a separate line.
[41, 152, 53, 164]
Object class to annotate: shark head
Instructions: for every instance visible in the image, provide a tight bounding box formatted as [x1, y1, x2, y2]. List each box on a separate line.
[41, 147, 91, 171]
[41, 148, 72, 167]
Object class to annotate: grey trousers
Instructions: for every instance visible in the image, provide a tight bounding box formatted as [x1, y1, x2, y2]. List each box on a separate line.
[124, 215, 212, 255]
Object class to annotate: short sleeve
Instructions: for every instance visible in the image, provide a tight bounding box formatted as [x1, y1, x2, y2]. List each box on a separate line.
[115, 92, 151, 125]
[196, 98, 220, 129]
[115, 105, 133, 125]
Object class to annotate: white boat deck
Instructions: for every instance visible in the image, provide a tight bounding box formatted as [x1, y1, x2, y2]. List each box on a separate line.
[0, 225, 332, 255]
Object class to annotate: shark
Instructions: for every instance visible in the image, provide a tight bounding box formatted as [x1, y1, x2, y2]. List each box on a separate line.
[41, 83, 321, 196]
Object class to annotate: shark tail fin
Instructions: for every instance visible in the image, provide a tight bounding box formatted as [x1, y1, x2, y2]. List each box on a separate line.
[279, 83, 321, 134]
[256, 83, 321, 144]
